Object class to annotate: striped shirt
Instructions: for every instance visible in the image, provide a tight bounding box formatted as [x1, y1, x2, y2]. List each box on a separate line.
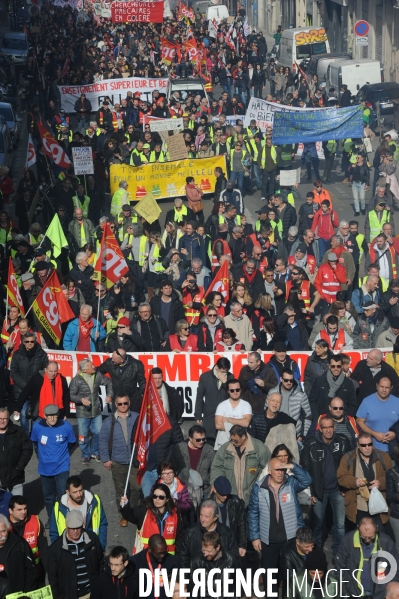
[67, 536, 90, 596]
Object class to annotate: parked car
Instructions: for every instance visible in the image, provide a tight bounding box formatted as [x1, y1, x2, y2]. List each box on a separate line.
[0, 117, 13, 170]
[166, 78, 209, 103]
[355, 82, 399, 126]
[0, 102, 21, 147]
[0, 32, 29, 66]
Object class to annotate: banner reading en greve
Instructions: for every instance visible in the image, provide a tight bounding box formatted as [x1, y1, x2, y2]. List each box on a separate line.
[111, 1, 164, 22]
[44, 349, 389, 418]
[110, 156, 227, 202]
[59, 77, 168, 113]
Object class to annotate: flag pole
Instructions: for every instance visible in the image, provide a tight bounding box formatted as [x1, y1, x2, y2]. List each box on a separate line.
[123, 442, 137, 497]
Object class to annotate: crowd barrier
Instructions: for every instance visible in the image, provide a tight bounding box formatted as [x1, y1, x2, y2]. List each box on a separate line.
[44, 349, 391, 418]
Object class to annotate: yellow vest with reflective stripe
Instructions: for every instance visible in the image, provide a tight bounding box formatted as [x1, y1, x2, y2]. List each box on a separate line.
[344, 138, 353, 152]
[326, 140, 337, 153]
[355, 233, 365, 261]
[152, 244, 165, 272]
[117, 213, 138, 240]
[359, 275, 389, 292]
[53, 495, 102, 537]
[229, 148, 247, 167]
[72, 195, 90, 218]
[261, 145, 277, 168]
[287, 192, 295, 207]
[367, 210, 390, 242]
[28, 233, 44, 245]
[139, 235, 148, 267]
[111, 189, 127, 217]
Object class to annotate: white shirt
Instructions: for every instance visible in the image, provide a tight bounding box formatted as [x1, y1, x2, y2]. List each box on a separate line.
[214, 399, 252, 450]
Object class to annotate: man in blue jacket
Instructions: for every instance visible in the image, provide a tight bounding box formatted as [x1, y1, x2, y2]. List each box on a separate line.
[62, 304, 106, 351]
[99, 394, 139, 527]
[49, 475, 108, 550]
[248, 457, 312, 586]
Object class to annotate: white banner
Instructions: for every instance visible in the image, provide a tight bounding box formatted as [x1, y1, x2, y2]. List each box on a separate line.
[44, 349, 387, 418]
[280, 167, 301, 186]
[72, 146, 94, 175]
[59, 77, 168, 113]
[150, 117, 183, 132]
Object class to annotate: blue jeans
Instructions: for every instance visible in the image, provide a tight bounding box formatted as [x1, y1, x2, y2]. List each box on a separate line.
[141, 468, 158, 499]
[40, 471, 70, 517]
[230, 171, 244, 194]
[352, 181, 366, 212]
[77, 415, 102, 459]
[253, 164, 262, 189]
[318, 237, 330, 258]
[312, 489, 345, 558]
[20, 400, 30, 436]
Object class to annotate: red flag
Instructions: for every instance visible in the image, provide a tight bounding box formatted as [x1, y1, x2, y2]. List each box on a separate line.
[295, 61, 308, 83]
[225, 22, 236, 52]
[31, 271, 75, 345]
[7, 257, 25, 315]
[160, 37, 177, 65]
[184, 38, 199, 66]
[37, 121, 72, 170]
[93, 223, 129, 288]
[135, 374, 172, 484]
[204, 260, 229, 305]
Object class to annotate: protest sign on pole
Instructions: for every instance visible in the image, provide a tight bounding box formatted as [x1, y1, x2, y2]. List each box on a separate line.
[134, 192, 162, 224]
[111, 1, 164, 23]
[59, 77, 168, 112]
[149, 118, 183, 132]
[72, 146, 94, 175]
[279, 167, 301, 186]
[165, 133, 189, 161]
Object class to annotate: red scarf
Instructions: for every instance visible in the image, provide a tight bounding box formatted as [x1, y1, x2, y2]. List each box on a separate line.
[39, 373, 63, 419]
[79, 317, 94, 338]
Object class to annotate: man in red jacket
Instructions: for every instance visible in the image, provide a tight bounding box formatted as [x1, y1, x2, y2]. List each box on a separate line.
[313, 252, 347, 317]
[311, 199, 339, 257]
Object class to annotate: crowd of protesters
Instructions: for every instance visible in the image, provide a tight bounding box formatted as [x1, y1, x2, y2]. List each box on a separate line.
[1, 0, 399, 597]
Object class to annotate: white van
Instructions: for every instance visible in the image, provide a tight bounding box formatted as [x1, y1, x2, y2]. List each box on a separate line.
[207, 4, 229, 22]
[326, 59, 382, 99]
[278, 27, 330, 72]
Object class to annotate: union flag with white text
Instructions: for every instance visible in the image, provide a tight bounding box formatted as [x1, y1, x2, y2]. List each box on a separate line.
[93, 222, 129, 288]
[135, 374, 172, 484]
[32, 271, 75, 345]
[7, 257, 25, 315]
[204, 260, 229, 305]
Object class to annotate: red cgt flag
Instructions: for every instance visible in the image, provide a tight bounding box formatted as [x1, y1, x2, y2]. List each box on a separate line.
[160, 37, 177, 65]
[135, 374, 172, 484]
[32, 271, 75, 345]
[37, 121, 72, 170]
[7, 257, 25, 315]
[204, 260, 229, 305]
[93, 222, 129, 288]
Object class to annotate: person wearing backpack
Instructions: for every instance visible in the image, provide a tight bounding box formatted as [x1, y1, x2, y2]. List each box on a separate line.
[337, 431, 392, 529]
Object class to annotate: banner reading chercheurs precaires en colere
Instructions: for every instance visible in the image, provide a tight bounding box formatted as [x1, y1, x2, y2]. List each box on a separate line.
[110, 156, 227, 202]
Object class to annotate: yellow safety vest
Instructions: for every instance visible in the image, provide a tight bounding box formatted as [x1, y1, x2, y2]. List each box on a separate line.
[72, 195, 90, 218]
[359, 276, 389, 292]
[152, 244, 165, 272]
[28, 233, 44, 246]
[174, 206, 188, 223]
[138, 235, 148, 266]
[229, 148, 247, 167]
[287, 192, 295, 207]
[343, 138, 353, 152]
[117, 213, 138, 241]
[367, 210, 390, 242]
[326, 140, 337, 153]
[261, 145, 277, 168]
[149, 150, 166, 163]
[355, 233, 365, 262]
[53, 495, 102, 537]
[111, 189, 127, 217]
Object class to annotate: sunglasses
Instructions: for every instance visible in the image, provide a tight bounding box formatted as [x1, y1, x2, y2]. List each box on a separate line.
[208, 314, 217, 318]
[282, 378, 294, 383]
[229, 388, 241, 393]
[153, 494, 166, 500]
[182, 327, 189, 331]
[359, 442, 373, 447]
[292, 272, 300, 276]
[24, 340, 35, 344]
[331, 406, 344, 410]
[117, 325, 125, 329]
[116, 402, 129, 406]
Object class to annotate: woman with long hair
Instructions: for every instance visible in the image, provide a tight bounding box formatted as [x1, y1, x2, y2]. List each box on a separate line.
[256, 316, 279, 350]
[204, 291, 225, 317]
[205, 202, 225, 241]
[120, 483, 183, 553]
[226, 282, 253, 318]
[252, 292, 275, 338]
[329, 300, 356, 334]
[169, 319, 198, 352]
[162, 221, 180, 253]
[303, 339, 332, 396]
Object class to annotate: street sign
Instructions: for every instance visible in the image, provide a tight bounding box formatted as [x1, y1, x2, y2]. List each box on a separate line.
[354, 20, 369, 37]
[356, 36, 368, 46]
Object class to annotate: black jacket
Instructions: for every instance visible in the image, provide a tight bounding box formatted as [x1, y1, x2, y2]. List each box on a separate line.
[74, 97, 92, 115]
[278, 203, 297, 238]
[131, 549, 181, 599]
[104, 330, 143, 353]
[189, 549, 239, 593]
[248, 410, 296, 443]
[280, 537, 307, 580]
[308, 372, 357, 419]
[10, 343, 49, 396]
[91, 562, 139, 599]
[386, 465, 399, 519]
[208, 492, 247, 549]
[351, 359, 399, 404]
[0, 422, 33, 490]
[150, 291, 185, 335]
[161, 382, 184, 422]
[131, 315, 169, 351]
[303, 352, 330, 396]
[69, 263, 96, 302]
[340, 90, 352, 107]
[176, 521, 239, 567]
[233, 265, 265, 300]
[300, 431, 351, 500]
[197, 319, 225, 351]
[0, 533, 37, 595]
[97, 356, 146, 412]
[48, 530, 104, 599]
[16, 372, 70, 420]
[214, 174, 227, 203]
[132, 415, 183, 470]
[350, 162, 370, 185]
[194, 369, 234, 443]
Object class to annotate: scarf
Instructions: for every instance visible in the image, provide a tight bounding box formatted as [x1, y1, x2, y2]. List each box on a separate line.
[295, 255, 307, 268]
[39, 373, 63, 418]
[205, 317, 220, 343]
[79, 317, 94, 338]
[164, 477, 178, 499]
[244, 268, 257, 284]
[326, 369, 345, 399]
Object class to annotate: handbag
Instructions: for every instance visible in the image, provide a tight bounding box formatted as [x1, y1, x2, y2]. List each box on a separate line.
[133, 511, 148, 554]
[142, 258, 149, 274]
[190, 199, 204, 213]
[363, 137, 373, 153]
[368, 486, 389, 515]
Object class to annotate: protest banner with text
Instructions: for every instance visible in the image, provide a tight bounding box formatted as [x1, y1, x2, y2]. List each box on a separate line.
[111, 1, 164, 23]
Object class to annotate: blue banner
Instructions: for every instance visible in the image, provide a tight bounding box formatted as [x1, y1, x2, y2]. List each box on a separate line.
[272, 105, 364, 144]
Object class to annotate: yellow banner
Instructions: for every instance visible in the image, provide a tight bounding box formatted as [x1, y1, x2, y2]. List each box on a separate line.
[110, 156, 227, 202]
